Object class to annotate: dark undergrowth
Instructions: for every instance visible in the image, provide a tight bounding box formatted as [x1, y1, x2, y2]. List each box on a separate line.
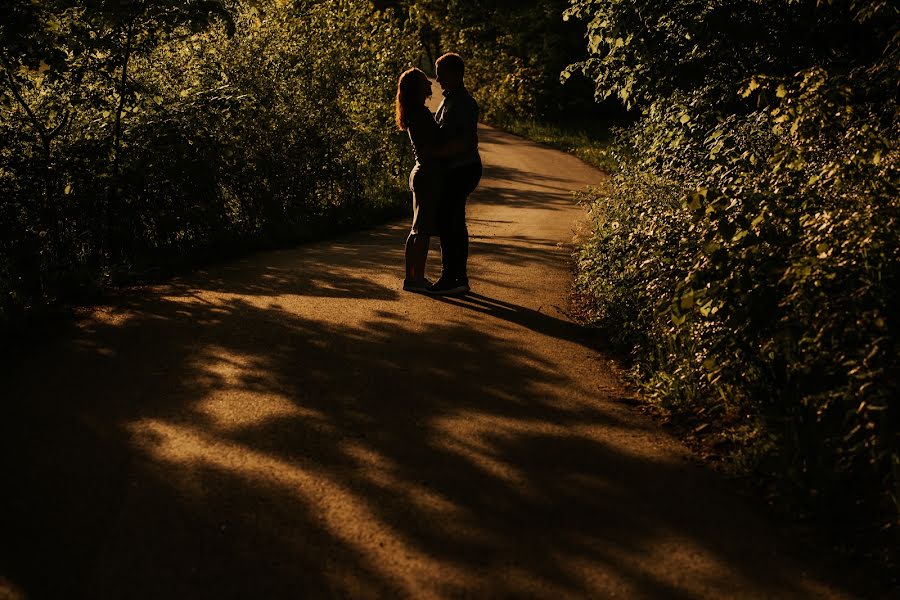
[569, 280, 898, 595]
[0, 195, 409, 350]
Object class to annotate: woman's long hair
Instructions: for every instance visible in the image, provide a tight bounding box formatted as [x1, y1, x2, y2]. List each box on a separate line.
[396, 67, 426, 131]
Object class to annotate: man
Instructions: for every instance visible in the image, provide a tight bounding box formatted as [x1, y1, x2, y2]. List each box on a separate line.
[427, 53, 482, 296]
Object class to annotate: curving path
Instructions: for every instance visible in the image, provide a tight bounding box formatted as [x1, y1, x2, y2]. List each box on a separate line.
[0, 118, 857, 598]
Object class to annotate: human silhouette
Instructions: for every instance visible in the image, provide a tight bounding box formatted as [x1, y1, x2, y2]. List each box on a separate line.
[427, 53, 482, 296]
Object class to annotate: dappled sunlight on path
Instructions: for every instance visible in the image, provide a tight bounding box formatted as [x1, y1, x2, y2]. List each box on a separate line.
[0, 125, 856, 599]
[128, 417, 472, 598]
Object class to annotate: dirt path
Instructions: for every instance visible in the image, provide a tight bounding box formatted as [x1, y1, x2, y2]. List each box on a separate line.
[1, 123, 856, 599]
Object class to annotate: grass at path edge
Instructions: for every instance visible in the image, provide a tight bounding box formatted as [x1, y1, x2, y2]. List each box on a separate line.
[488, 117, 619, 174]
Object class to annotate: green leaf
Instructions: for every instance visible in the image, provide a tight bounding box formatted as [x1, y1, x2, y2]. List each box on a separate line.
[732, 229, 748, 243]
[741, 78, 760, 98]
[703, 241, 721, 255]
[751, 213, 765, 228]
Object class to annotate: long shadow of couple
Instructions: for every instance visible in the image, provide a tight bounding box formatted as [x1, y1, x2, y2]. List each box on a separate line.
[429, 290, 591, 348]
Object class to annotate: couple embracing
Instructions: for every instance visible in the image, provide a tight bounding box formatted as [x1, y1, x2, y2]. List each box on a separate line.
[396, 53, 482, 296]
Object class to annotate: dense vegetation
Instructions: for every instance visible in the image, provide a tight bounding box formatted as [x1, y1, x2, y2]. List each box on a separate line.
[1, 0, 414, 318]
[567, 0, 898, 558]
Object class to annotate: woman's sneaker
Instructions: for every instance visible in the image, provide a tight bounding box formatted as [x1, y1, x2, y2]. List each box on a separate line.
[402, 277, 433, 293]
[426, 276, 469, 296]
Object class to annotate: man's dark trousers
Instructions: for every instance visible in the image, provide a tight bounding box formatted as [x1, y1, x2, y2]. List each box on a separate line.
[439, 160, 483, 281]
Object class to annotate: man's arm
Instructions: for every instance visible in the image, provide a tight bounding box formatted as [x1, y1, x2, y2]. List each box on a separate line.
[431, 134, 471, 157]
[416, 135, 468, 160]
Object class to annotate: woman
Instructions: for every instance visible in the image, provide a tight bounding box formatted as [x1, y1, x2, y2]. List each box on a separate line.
[395, 67, 446, 292]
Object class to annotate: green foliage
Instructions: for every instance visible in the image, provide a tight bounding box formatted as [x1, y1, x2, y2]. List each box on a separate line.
[572, 0, 900, 549]
[0, 0, 415, 315]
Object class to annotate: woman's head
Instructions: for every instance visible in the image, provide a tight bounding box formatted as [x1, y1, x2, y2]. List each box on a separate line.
[396, 67, 431, 131]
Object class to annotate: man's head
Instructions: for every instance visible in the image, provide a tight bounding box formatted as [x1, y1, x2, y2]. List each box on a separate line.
[435, 53, 465, 92]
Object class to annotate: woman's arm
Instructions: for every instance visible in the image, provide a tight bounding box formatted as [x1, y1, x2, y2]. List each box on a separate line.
[417, 127, 475, 159]
[409, 107, 474, 160]
[429, 135, 468, 158]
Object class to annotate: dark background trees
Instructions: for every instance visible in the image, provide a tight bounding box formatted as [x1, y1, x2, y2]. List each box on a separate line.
[387, 0, 610, 122]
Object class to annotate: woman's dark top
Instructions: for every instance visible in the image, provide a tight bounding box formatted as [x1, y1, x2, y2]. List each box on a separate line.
[407, 104, 442, 167]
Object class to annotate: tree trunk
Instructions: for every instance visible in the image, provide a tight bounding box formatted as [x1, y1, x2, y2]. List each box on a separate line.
[105, 20, 135, 262]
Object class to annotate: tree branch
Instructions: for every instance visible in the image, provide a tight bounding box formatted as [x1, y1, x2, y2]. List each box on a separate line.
[4, 69, 48, 144]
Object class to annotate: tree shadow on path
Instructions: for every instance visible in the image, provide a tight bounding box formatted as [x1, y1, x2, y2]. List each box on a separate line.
[0, 215, 860, 598]
[1, 311, 852, 597]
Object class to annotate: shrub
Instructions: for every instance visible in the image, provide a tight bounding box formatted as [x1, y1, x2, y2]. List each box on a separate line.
[570, 0, 900, 552]
[0, 0, 416, 315]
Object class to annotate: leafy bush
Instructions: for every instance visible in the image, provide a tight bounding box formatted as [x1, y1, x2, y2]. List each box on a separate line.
[0, 0, 415, 316]
[570, 0, 899, 552]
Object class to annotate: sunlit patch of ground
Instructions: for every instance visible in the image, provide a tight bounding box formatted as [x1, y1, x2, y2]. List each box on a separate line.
[127, 418, 472, 596]
[192, 349, 324, 431]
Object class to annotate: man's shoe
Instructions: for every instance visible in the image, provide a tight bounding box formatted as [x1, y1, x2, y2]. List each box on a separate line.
[403, 277, 433, 293]
[457, 276, 470, 295]
[427, 276, 469, 296]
